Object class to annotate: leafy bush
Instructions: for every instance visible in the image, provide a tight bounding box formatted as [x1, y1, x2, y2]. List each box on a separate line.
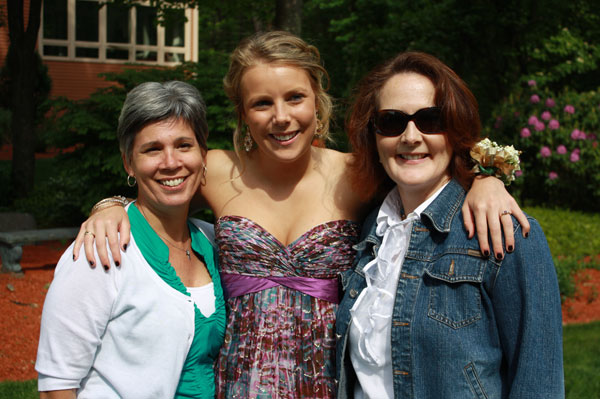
[488, 29, 600, 211]
[21, 52, 233, 226]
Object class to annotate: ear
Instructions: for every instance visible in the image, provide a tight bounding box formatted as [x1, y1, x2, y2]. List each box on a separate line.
[122, 153, 133, 177]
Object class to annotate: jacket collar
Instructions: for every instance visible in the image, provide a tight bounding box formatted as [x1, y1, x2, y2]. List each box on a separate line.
[420, 179, 465, 233]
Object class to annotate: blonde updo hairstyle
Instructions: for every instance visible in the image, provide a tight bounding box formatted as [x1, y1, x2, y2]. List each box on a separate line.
[224, 31, 333, 156]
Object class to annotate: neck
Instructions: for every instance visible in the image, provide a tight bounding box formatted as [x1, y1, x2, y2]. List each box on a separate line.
[136, 199, 190, 243]
[397, 176, 450, 216]
[249, 145, 316, 186]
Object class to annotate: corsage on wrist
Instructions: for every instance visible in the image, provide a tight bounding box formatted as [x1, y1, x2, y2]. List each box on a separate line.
[90, 196, 131, 215]
[470, 138, 521, 186]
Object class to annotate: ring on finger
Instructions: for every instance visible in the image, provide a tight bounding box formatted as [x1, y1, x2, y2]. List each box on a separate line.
[84, 231, 96, 238]
[500, 210, 512, 216]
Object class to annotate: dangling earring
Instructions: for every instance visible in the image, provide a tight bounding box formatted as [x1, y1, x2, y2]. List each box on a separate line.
[315, 119, 324, 139]
[243, 126, 253, 152]
[200, 164, 207, 186]
[127, 175, 137, 187]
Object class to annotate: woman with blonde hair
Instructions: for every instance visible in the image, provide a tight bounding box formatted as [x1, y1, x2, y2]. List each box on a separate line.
[73, 32, 528, 398]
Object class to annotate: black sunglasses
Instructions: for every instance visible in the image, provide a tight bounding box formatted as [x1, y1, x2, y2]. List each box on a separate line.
[372, 107, 445, 136]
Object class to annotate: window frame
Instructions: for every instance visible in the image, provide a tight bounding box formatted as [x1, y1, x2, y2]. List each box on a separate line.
[39, 0, 198, 65]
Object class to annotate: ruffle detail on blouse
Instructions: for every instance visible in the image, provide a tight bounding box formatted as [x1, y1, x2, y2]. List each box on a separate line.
[349, 190, 416, 366]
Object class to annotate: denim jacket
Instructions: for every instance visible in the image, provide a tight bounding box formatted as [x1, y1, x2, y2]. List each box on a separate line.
[336, 179, 564, 398]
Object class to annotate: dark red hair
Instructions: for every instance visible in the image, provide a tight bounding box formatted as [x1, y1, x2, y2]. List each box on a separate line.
[347, 52, 481, 202]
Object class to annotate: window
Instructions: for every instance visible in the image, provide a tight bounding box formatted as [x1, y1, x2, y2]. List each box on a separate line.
[40, 0, 198, 65]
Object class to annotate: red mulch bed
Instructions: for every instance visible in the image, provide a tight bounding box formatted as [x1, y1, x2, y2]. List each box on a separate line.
[1, 242, 599, 382]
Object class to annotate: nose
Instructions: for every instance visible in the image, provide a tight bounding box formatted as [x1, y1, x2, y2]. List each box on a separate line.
[272, 102, 291, 125]
[401, 121, 422, 144]
[161, 148, 179, 169]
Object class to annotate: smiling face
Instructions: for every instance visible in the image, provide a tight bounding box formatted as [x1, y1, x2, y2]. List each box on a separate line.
[240, 63, 318, 164]
[375, 72, 452, 209]
[124, 118, 205, 214]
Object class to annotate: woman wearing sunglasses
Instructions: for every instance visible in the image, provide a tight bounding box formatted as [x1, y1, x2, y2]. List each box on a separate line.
[335, 52, 564, 398]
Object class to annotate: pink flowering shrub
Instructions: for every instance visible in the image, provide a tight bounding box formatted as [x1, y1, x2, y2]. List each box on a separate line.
[487, 82, 600, 211]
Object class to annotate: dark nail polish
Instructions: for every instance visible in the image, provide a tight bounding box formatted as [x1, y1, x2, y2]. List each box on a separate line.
[73, 254, 75, 261]
[507, 245, 513, 252]
[525, 232, 529, 238]
[89, 260, 95, 267]
[115, 261, 120, 267]
[103, 265, 109, 271]
[496, 253, 504, 261]
[483, 250, 490, 257]
[123, 244, 128, 251]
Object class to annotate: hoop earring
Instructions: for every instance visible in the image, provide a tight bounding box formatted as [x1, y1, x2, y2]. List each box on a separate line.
[200, 164, 207, 186]
[315, 119, 324, 138]
[127, 175, 137, 187]
[243, 127, 253, 152]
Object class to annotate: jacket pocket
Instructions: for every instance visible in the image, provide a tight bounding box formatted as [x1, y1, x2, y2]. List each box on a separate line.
[424, 254, 484, 329]
[463, 362, 490, 399]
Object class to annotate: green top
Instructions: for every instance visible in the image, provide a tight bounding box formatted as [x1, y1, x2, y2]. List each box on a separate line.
[128, 203, 226, 398]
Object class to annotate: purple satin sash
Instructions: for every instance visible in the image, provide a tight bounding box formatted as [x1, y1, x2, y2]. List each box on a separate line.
[221, 273, 340, 304]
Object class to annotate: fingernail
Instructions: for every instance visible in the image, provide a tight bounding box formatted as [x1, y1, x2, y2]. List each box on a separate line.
[507, 245, 513, 252]
[496, 253, 504, 261]
[525, 232, 529, 238]
[103, 265, 109, 271]
[73, 254, 75, 261]
[483, 250, 489, 257]
[89, 260, 95, 267]
[115, 261, 120, 267]
[123, 244, 128, 251]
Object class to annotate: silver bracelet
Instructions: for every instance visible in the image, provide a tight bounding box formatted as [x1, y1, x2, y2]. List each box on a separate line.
[90, 196, 130, 215]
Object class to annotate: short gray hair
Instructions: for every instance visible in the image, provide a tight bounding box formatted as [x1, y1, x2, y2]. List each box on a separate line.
[118, 81, 209, 161]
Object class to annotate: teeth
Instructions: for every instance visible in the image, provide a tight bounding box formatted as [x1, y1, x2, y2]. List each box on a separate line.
[272, 132, 298, 141]
[160, 178, 184, 187]
[400, 154, 426, 160]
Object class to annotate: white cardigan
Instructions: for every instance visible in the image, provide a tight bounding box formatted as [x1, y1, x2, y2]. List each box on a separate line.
[36, 219, 213, 398]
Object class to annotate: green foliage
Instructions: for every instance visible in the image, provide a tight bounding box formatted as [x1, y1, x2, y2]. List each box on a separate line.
[488, 83, 600, 211]
[23, 53, 232, 226]
[563, 321, 600, 398]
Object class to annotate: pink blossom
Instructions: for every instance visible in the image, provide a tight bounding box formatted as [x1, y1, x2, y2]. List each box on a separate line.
[571, 129, 585, 140]
[541, 111, 552, 121]
[515, 170, 523, 178]
[528, 115, 539, 126]
[528, 80, 537, 87]
[548, 172, 558, 180]
[570, 150, 580, 162]
[534, 121, 545, 131]
[530, 94, 540, 104]
[556, 145, 567, 154]
[545, 98, 556, 108]
[564, 105, 575, 114]
[549, 119, 560, 130]
[540, 146, 552, 157]
[520, 127, 531, 138]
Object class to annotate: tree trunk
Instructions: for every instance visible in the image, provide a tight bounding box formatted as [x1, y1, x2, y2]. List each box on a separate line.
[275, 0, 302, 35]
[6, 0, 42, 199]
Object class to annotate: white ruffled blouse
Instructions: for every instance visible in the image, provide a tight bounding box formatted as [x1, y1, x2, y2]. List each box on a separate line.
[348, 184, 447, 399]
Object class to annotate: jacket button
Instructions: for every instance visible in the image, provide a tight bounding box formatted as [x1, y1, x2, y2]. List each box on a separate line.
[349, 289, 359, 298]
[334, 379, 339, 385]
[335, 333, 342, 340]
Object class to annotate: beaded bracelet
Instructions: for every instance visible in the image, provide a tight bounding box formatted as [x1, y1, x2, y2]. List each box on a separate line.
[90, 196, 131, 215]
[470, 138, 522, 186]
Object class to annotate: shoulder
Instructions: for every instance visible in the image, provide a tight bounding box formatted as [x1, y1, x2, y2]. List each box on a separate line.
[188, 218, 216, 245]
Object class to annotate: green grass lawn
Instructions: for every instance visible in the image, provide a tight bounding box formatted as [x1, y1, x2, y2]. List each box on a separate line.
[3, 322, 599, 398]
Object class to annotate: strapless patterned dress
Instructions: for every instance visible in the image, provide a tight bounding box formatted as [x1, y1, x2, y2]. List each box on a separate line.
[215, 215, 359, 399]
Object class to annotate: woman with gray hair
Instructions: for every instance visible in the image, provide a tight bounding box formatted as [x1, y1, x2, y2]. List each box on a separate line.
[35, 81, 226, 399]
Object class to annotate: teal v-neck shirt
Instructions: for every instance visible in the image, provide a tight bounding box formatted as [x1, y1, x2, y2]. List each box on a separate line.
[129, 203, 226, 398]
